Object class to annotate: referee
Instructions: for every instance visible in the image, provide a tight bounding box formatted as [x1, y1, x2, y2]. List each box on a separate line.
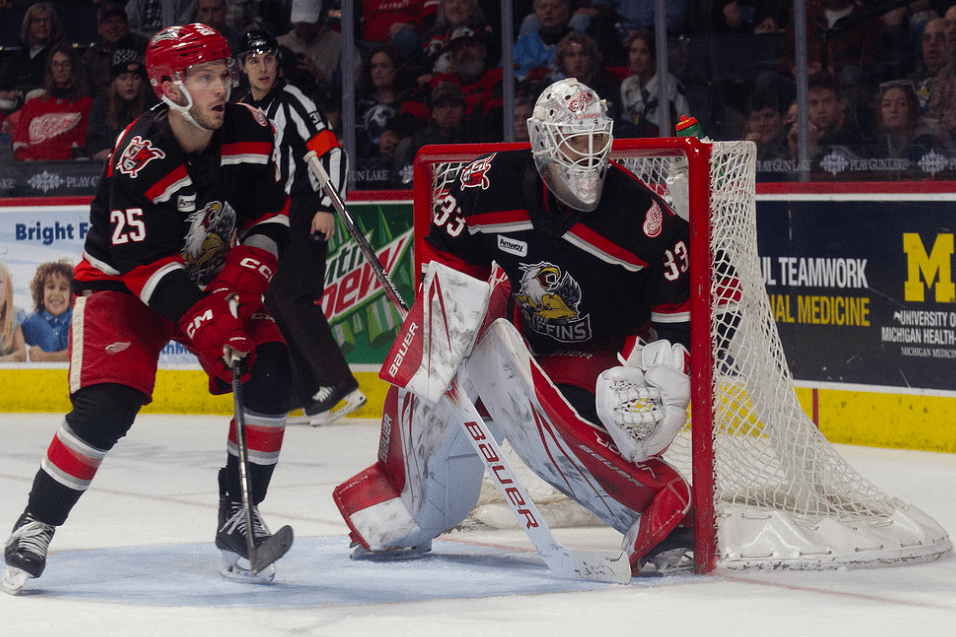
[237, 29, 366, 425]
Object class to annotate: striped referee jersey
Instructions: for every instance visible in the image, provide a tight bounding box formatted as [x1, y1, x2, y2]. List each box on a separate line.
[242, 79, 347, 207]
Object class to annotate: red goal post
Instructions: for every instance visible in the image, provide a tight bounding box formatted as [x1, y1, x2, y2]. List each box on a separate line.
[411, 138, 952, 574]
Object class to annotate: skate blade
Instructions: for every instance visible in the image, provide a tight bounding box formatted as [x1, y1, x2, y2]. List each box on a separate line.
[645, 548, 695, 575]
[218, 552, 276, 584]
[289, 390, 367, 427]
[350, 540, 432, 561]
[2, 565, 33, 595]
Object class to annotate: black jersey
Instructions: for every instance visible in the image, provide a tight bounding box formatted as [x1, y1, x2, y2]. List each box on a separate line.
[426, 149, 691, 354]
[77, 101, 290, 322]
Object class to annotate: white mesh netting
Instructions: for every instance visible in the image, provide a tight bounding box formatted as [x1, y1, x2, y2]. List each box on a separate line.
[419, 140, 951, 570]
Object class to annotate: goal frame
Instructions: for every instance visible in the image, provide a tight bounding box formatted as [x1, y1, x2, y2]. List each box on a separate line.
[412, 137, 720, 572]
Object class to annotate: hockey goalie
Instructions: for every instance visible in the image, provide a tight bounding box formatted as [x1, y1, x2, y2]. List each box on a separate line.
[333, 78, 695, 576]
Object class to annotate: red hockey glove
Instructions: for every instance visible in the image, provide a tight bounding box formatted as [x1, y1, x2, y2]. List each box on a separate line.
[180, 290, 255, 384]
[206, 244, 277, 324]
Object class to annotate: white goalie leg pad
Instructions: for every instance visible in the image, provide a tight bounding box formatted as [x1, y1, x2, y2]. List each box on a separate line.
[379, 260, 491, 403]
[335, 386, 486, 554]
[464, 318, 640, 533]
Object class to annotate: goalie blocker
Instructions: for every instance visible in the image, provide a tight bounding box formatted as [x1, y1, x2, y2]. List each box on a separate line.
[333, 265, 692, 575]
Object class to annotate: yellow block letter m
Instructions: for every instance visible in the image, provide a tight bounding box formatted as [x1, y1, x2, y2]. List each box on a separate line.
[903, 233, 955, 303]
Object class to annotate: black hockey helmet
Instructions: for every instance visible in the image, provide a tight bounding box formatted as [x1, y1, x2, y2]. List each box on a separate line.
[237, 29, 279, 62]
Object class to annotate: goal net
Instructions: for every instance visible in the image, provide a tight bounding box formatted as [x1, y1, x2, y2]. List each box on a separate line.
[410, 139, 952, 572]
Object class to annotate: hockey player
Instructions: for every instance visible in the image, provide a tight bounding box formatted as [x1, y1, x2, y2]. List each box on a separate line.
[237, 29, 366, 426]
[334, 78, 694, 576]
[2, 24, 292, 595]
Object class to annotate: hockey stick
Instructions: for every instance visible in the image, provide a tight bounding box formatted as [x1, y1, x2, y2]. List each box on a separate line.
[226, 297, 294, 575]
[304, 152, 631, 584]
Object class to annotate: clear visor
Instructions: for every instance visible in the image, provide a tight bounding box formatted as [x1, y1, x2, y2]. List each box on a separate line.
[182, 58, 238, 99]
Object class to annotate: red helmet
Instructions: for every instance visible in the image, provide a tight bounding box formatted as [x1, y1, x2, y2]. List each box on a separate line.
[146, 23, 233, 99]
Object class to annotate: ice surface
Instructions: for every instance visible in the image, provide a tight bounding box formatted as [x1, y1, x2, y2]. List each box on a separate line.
[1, 413, 954, 636]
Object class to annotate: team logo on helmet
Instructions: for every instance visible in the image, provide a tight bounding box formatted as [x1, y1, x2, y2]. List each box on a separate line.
[515, 262, 592, 343]
[460, 154, 495, 190]
[117, 136, 166, 178]
[567, 90, 594, 115]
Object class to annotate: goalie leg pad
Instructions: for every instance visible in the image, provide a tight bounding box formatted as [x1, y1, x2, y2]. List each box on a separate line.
[465, 319, 688, 534]
[333, 386, 485, 554]
[621, 465, 692, 574]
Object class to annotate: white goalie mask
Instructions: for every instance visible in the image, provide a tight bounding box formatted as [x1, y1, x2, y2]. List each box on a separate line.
[528, 78, 613, 212]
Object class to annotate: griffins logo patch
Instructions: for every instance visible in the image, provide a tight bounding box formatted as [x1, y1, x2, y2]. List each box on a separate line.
[459, 154, 496, 190]
[515, 261, 591, 343]
[117, 136, 165, 178]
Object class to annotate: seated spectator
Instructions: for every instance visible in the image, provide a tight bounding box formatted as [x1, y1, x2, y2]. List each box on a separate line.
[549, 31, 620, 119]
[864, 80, 951, 162]
[911, 17, 951, 113]
[193, 0, 242, 53]
[392, 80, 488, 186]
[946, 4, 956, 62]
[743, 89, 790, 161]
[0, 260, 27, 364]
[81, 3, 149, 100]
[925, 59, 956, 142]
[20, 259, 72, 363]
[513, 91, 534, 142]
[361, 0, 438, 62]
[278, 0, 363, 89]
[394, 26, 505, 140]
[518, 0, 593, 38]
[777, 0, 883, 85]
[125, 0, 193, 39]
[512, 0, 573, 81]
[618, 29, 690, 138]
[592, 0, 688, 36]
[356, 46, 415, 160]
[787, 72, 868, 161]
[0, 3, 65, 113]
[85, 48, 156, 162]
[422, 0, 493, 78]
[713, 1, 787, 34]
[13, 42, 93, 161]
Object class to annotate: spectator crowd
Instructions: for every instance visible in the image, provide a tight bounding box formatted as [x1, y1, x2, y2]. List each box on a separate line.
[2, 0, 956, 184]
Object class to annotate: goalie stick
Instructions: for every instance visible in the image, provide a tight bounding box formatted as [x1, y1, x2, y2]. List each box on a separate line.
[226, 297, 294, 575]
[304, 152, 632, 584]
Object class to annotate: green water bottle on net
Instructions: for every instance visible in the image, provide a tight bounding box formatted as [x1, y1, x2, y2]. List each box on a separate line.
[675, 115, 703, 139]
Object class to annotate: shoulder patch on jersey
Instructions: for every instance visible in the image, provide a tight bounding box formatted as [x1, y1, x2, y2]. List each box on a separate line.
[643, 200, 663, 238]
[117, 135, 166, 178]
[237, 101, 270, 127]
[498, 235, 528, 256]
[460, 153, 496, 190]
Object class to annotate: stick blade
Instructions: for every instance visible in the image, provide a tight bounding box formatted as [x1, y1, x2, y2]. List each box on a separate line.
[250, 525, 294, 574]
[540, 544, 632, 584]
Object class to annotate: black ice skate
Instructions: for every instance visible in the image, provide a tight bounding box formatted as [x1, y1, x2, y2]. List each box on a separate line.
[2, 512, 56, 595]
[291, 380, 366, 427]
[638, 526, 695, 576]
[215, 471, 292, 584]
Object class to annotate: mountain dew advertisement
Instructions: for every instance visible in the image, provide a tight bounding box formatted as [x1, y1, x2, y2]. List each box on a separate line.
[320, 200, 416, 365]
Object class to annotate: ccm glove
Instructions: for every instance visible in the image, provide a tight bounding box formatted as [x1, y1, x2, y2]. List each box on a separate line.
[206, 244, 277, 324]
[180, 290, 255, 384]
